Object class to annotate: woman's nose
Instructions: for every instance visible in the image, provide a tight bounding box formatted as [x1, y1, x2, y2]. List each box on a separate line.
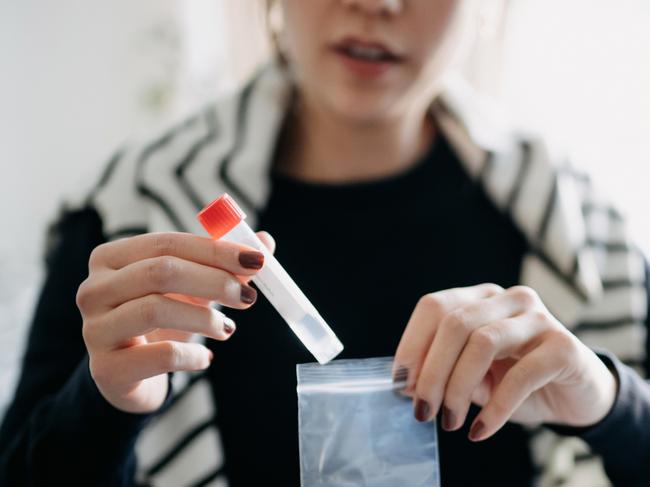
[341, 0, 404, 15]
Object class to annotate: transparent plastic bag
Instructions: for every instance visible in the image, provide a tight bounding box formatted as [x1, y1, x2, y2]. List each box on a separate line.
[297, 356, 440, 487]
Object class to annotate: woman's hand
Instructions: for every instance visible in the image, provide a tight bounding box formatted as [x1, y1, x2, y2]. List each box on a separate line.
[393, 284, 618, 441]
[77, 231, 275, 414]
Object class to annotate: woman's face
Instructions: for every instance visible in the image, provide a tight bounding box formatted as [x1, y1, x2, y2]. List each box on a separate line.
[280, 0, 472, 124]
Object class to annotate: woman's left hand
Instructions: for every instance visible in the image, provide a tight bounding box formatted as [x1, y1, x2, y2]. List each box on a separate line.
[393, 284, 618, 442]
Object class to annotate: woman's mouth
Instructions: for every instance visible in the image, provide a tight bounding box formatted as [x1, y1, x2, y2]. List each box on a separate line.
[331, 38, 403, 79]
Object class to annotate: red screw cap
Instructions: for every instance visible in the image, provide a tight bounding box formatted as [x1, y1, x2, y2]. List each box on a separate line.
[197, 193, 246, 239]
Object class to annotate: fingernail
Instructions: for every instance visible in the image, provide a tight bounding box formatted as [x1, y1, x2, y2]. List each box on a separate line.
[392, 367, 409, 397]
[414, 399, 431, 422]
[223, 316, 236, 334]
[239, 251, 264, 270]
[207, 349, 214, 362]
[240, 284, 257, 304]
[442, 406, 457, 431]
[392, 366, 409, 386]
[469, 420, 485, 442]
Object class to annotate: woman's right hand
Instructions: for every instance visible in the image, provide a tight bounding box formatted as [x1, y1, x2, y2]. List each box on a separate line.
[77, 231, 275, 414]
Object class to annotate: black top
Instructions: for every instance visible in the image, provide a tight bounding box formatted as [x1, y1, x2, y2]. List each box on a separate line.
[1, 134, 650, 486]
[216, 135, 532, 485]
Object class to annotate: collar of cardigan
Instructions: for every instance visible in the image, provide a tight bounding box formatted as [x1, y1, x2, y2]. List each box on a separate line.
[220, 61, 604, 304]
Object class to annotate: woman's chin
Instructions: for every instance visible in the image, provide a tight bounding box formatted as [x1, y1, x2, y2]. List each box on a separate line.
[325, 91, 400, 126]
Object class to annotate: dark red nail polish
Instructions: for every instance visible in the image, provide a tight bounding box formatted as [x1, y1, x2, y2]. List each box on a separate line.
[414, 399, 431, 422]
[393, 366, 409, 385]
[239, 251, 264, 270]
[442, 406, 456, 431]
[469, 420, 485, 442]
[223, 317, 236, 334]
[392, 367, 409, 397]
[240, 284, 257, 304]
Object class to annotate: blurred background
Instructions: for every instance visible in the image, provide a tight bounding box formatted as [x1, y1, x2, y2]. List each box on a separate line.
[1, 0, 649, 417]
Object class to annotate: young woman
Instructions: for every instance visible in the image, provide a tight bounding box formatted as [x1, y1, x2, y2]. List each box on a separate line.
[2, 0, 649, 485]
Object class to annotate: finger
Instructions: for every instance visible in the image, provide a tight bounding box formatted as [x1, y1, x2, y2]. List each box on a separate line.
[256, 231, 276, 254]
[394, 283, 503, 391]
[468, 339, 566, 442]
[94, 256, 257, 309]
[164, 293, 212, 307]
[414, 287, 533, 421]
[239, 231, 276, 285]
[441, 311, 548, 431]
[90, 232, 264, 276]
[87, 294, 237, 349]
[102, 341, 214, 386]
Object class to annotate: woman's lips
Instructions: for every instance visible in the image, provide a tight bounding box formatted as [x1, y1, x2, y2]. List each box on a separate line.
[331, 38, 403, 79]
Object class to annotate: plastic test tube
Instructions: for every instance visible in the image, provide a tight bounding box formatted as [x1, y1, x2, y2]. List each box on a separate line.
[197, 194, 344, 365]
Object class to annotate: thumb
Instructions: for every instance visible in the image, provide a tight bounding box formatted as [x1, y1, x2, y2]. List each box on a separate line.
[256, 230, 276, 255]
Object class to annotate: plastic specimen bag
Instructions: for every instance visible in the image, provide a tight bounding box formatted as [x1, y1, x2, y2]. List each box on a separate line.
[297, 356, 440, 487]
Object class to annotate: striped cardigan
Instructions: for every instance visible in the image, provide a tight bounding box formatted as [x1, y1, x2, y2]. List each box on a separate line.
[77, 62, 648, 487]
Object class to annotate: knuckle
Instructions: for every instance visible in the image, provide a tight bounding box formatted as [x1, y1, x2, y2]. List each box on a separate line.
[88, 356, 111, 387]
[81, 322, 93, 346]
[414, 370, 436, 399]
[508, 286, 539, 308]
[152, 233, 178, 257]
[417, 293, 445, 314]
[159, 341, 183, 370]
[415, 381, 432, 402]
[146, 256, 178, 288]
[205, 307, 221, 331]
[470, 325, 501, 351]
[76, 280, 90, 311]
[530, 309, 552, 327]
[76, 279, 96, 312]
[443, 384, 465, 410]
[88, 243, 109, 268]
[509, 362, 530, 386]
[444, 309, 473, 335]
[481, 283, 505, 295]
[138, 296, 161, 326]
[549, 330, 578, 361]
[81, 317, 102, 346]
[210, 239, 228, 267]
[490, 396, 511, 419]
[217, 274, 239, 302]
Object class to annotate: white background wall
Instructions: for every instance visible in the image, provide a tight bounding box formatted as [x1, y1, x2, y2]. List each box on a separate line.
[501, 0, 650, 252]
[1, 1, 649, 418]
[0, 0, 235, 417]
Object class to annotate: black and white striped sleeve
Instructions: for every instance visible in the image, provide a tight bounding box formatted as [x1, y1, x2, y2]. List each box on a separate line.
[0, 206, 166, 485]
[550, 259, 650, 486]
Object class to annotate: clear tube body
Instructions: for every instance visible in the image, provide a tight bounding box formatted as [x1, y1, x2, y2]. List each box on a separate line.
[221, 221, 344, 364]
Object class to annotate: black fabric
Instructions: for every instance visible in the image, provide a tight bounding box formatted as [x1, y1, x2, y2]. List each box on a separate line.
[213, 135, 532, 486]
[1, 136, 650, 486]
[0, 208, 157, 486]
[548, 350, 650, 485]
[546, 261, 650, 484]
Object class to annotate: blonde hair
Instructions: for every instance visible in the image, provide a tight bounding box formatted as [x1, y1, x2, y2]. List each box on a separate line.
[264, 0, 288, 66]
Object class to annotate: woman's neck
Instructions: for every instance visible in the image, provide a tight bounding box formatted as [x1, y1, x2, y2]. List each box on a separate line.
[275, 92, 436, 184]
